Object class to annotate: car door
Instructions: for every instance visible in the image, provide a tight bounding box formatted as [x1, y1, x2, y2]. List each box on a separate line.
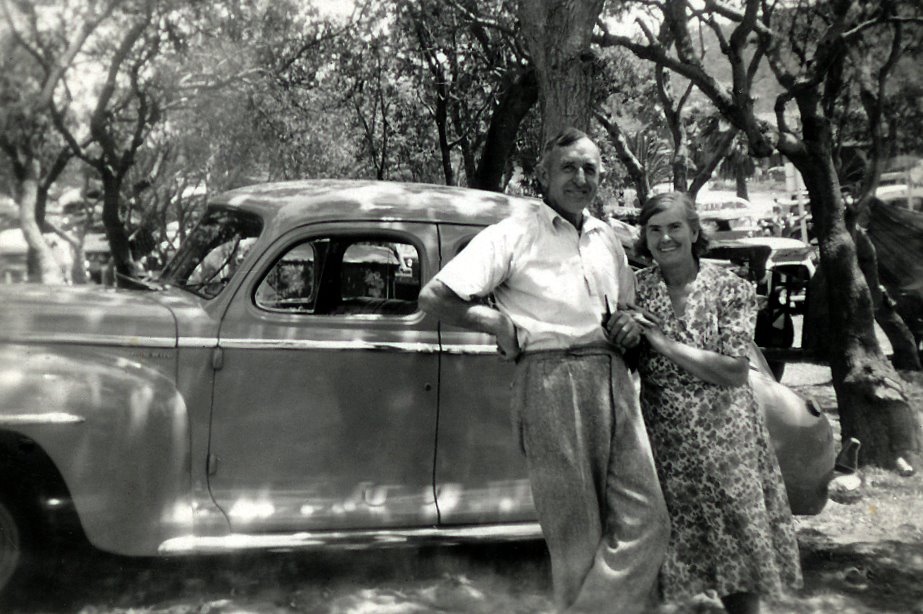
[433, 223, 536, 525]
[208, 221, 440, 533]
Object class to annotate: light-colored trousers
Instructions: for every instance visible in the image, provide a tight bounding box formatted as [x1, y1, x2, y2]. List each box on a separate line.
[511, 347, 669, 613]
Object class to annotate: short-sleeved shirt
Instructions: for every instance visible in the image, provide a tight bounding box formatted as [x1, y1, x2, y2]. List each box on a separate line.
[434, 201, 635, 352]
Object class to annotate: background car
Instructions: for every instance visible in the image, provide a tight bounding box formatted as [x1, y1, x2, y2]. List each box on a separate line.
[0, 180, 836, 595]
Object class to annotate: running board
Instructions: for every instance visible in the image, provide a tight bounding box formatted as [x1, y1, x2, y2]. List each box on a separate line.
[159, 522, 543, 554]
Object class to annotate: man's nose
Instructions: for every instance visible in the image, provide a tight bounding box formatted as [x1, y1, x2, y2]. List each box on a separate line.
[573, 168, 586, 185]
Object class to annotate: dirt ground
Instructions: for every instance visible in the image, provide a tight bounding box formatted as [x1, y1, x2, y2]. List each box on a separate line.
[7, 364, 923, 614]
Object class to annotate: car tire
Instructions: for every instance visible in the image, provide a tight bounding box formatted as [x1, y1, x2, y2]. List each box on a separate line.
[0, 483, 43, 601]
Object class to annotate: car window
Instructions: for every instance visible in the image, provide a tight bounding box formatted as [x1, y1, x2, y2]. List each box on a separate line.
[254, 242, 317, 312]
[161, 208, 263, 299]
[255, 236, 420, 316]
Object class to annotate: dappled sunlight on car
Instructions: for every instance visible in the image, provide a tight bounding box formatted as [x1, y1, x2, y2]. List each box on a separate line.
[0, 180, 835, 599]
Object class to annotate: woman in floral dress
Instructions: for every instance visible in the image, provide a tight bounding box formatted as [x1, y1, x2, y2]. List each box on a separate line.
[626, 192, 802, 614]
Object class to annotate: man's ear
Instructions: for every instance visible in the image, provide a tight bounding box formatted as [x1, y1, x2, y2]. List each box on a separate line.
[536, 162, 548, 190]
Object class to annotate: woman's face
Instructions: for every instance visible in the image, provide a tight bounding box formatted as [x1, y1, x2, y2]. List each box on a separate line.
[644, 201, 699, 267]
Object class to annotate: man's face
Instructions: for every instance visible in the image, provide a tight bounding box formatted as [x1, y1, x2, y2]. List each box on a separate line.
[538, 137, 602, 221]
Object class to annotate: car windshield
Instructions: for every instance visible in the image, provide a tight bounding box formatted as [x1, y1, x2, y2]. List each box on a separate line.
[161, 208, 263, 299]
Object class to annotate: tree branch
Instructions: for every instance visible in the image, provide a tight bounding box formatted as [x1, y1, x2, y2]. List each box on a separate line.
[843, 16, 923, 43]
[38, 0, 123, 105]
[596, 111, 649, 200]
[703, 0, 776, 37]
[89, 14, 151, 160]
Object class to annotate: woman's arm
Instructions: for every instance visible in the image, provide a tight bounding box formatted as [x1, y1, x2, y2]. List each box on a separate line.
[643, 326, 749, 387]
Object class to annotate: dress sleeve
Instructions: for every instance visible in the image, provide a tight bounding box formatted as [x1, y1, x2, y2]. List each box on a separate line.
[718, 274, 759, 359]
[433, 220, 515, 301]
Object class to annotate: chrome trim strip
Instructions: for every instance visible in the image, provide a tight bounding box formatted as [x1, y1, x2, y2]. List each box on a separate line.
[158, 522, 542, 554]
[219, 338, 441, 353]
[0, 334, 498, 355]
[177, 337, 218, 349]
[0, 412, 86, 426]
[0, 333, 176, 348]
[440, 344, 498, 355]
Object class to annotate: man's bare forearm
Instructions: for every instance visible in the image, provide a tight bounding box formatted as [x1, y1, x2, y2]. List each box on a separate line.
[419, 280, 505, 335]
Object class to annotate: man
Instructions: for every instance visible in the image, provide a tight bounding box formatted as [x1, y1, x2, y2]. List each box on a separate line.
[419, 128, 668, 612]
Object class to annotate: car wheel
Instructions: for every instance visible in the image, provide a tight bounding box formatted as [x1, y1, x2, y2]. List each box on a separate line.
[0, 487, 41, 598]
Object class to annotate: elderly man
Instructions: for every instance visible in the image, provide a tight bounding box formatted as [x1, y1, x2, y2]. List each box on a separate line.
[419, 128, 668, 612]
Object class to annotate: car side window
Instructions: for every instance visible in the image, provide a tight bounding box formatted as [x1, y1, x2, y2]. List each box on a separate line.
[255, 236, 420, 316]
[255, 241, 317, 312]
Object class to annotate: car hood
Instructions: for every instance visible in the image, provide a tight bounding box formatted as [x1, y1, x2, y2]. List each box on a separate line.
[0, 284, 177, 345]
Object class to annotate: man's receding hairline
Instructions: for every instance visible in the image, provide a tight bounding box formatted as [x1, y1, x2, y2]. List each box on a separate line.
[542, 127, 591, 156]
[540, 129, 601, 170]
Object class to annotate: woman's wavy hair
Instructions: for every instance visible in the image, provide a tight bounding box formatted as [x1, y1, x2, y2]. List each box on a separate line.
[634, 191, 710, 261]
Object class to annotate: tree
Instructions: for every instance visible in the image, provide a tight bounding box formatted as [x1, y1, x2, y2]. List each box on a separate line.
[594, 45, 738, 202]
[397, 0, 536, 190]
[518, 0, 605, 141]
[598, 0, 922, 468]
[0, 0, 119, 283]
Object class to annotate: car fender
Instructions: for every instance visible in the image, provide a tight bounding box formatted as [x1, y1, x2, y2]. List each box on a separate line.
[752, 369, 835, 515]
[0, 344, 192, 556]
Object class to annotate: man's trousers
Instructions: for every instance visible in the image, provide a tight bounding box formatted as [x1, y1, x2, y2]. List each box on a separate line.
[511, 347, 669, 613]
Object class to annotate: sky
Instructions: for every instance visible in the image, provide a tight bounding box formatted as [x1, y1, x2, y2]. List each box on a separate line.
[313, 0, 355, 20]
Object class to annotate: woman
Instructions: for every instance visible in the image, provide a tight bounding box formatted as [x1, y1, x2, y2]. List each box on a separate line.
[626, 192, 802, 614]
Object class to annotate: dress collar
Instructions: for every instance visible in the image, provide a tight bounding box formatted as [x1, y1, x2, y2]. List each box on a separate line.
[651, 260, 703, 289]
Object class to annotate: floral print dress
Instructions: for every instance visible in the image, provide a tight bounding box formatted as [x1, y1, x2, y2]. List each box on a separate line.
[635, 262, 803, 601]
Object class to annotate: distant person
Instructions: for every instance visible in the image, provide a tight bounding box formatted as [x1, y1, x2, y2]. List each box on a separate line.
[762, 205, 785, 237]
[608, 192, 802, 614]
[420, 128, 668, 613]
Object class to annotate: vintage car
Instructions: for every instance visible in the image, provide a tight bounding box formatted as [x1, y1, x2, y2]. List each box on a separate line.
[0, 180, 836, 594]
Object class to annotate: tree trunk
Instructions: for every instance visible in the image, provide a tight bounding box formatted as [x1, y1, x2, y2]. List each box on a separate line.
[672, 143, 688, 193]
[854, 227, 921, 370]
[470, 68, 538, 192]
[790, 107, 919, 468]
[518, 0, 605, 140]
[735, 162, 749, 201]
[15, 164, 66, 285]
[597, 113, 649, 202]
[435, 82, 455, 186]
[100, 171, 136, 282]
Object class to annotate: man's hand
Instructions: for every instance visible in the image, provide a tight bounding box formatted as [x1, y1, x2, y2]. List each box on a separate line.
[604, 310, 642, 350]
[419, 279, 521, 360]
[495, 313, 521, 361]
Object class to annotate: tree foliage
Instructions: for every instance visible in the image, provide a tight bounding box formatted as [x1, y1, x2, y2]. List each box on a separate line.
[597, 0, 923, 468]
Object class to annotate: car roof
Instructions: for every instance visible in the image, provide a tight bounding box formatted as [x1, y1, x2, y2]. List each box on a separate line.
[736, 236, 811, 250]
[209, 180, 537, 229]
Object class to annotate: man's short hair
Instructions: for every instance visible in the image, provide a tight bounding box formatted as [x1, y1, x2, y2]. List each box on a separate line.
[540, 127, 591, 168]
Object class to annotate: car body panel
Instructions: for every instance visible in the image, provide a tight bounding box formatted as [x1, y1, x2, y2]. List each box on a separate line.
[0, 344, 192, 555]
[207, 221, 441, 531]
[0, 285, 177, 361]
[433, 223, 534, 525]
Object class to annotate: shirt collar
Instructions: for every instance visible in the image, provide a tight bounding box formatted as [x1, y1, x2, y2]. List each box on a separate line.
[538, 201, 602, 234]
